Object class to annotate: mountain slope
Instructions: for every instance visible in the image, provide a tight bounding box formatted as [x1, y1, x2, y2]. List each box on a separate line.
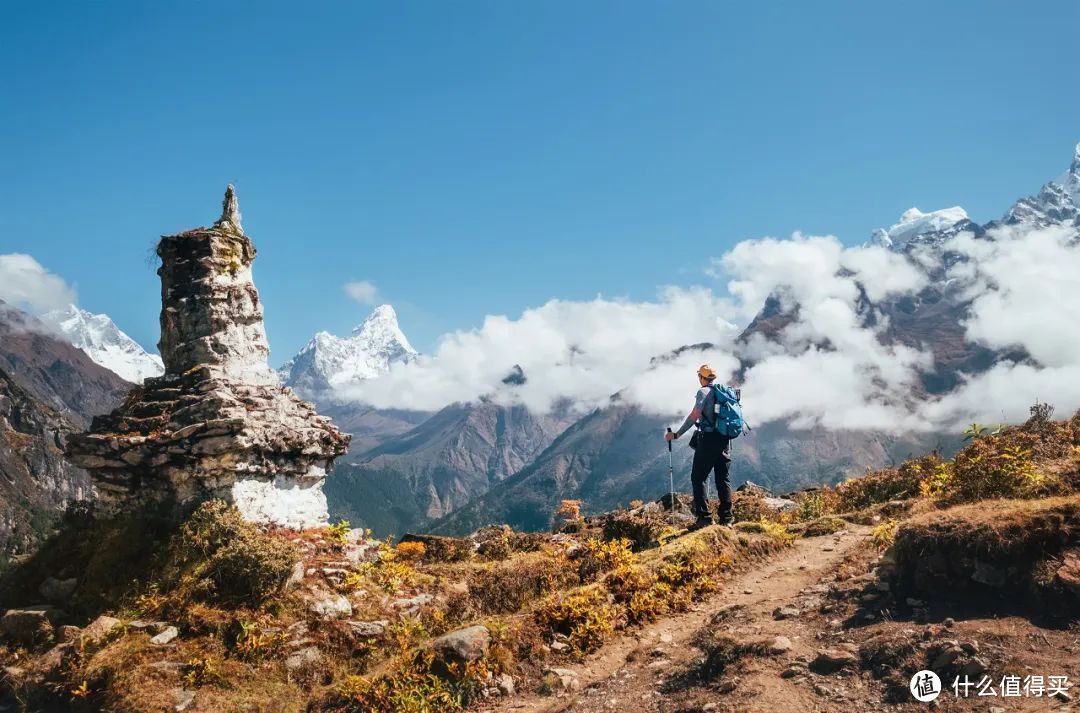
[280, 304, 417, 397]
[41, 304, 164, 384]
[0, 301, 132, 427]
[0, 302, 130, 557]
[326, 400, 574, 536]
[431, 144, 1080, 535]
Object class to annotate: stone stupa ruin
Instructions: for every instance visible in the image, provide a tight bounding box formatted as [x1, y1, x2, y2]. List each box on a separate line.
[67, 186, 350, 528]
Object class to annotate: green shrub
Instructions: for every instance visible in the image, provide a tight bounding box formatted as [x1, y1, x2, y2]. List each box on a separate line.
[800, 516, 846, 537]
[175, 501, 299, 606]
[203, 532, 298, 605]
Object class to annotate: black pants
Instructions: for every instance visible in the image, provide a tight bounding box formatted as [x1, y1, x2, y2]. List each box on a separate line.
[690, 432, 732, 518]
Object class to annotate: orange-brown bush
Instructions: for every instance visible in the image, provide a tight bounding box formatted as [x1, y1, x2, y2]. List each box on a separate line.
[731, 491, 775, 523]
[834, 454, 944, 511]
[468, 552, 578, 614]
[534, 587, 616, 657]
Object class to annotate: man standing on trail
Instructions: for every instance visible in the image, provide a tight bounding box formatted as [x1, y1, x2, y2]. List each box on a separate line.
[665, 364, 740, 527]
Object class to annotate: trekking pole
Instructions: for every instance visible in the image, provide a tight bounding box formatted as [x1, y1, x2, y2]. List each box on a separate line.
[666, 428, 676, 527]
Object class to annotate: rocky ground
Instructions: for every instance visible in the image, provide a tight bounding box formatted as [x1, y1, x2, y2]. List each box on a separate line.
[489, 523, 1080, 713]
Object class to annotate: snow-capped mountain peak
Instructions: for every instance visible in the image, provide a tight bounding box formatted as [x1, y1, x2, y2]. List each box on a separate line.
[1055, 141, 1080, 205]
[1002, 143, 1080, 229]
[280, 304, 418, 397]
[41, 304, 164, 384]
[868, 206, 970, 250]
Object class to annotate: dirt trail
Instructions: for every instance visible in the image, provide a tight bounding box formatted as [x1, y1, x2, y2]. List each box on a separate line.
[492, 524, 873, 713]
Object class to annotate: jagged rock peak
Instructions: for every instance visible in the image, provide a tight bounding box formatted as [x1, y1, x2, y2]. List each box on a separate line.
[212, 184, 244, 235]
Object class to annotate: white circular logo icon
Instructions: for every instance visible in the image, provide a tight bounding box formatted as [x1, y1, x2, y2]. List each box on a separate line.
[910, 670, 942, 702]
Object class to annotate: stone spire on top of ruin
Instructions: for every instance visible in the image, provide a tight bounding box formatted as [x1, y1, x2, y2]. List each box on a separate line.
[213, 183, 244, 234]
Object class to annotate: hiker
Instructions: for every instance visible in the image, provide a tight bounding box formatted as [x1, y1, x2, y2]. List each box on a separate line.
[665, 364, 743, 527]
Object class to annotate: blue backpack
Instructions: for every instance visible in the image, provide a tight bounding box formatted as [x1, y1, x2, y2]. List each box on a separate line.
[699, 384, 744, 439]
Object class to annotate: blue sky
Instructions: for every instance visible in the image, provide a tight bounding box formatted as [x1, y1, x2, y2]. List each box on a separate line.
[2, 1, 1079, 359]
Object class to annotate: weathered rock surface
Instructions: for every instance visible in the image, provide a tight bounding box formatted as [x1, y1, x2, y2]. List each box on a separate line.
[432, 625, 490, 663]
[66, 187, 349, 527]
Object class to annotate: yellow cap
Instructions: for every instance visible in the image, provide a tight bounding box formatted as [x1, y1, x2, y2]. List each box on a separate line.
[697, 364, 717, 380]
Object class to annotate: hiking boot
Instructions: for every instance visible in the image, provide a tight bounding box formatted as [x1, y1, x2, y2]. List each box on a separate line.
[716, 511, 734, 526]
[689, 514, 714, 531]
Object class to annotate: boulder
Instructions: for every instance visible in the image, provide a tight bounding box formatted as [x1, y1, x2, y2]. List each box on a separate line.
[38, 577, 77, 603]
[432, 625, 490, 664]
[81, 615, 122, 645]
[1056, 549, 1080, 597]
[1, 608, 56, 646]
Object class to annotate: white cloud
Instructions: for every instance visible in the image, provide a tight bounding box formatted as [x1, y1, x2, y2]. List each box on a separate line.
[346, 287, 741, 414]
[342, 221, 1080, 435]
[343, 280, 379, 306]
[0, 253, 77, 313]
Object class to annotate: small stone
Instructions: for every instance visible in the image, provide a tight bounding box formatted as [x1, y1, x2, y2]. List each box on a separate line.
[931, 645, 963, 670]
[432, 625, 490, 664]
[542, 667, 580, 693]
[497, 673, 515, 696]
[390, 593, 433, 615]
[942, 617, 956, 629]
[150, 626, 179, 646]
[34, 643, 70, 675]
[781, 663, 807, 678]
[768, 636, 793, 654]
[809, 649, 858, 674]
[286, 561, 306, 589]
[550, 641, 570, 652]
[285, 646, 321, 675]
[959, 657, 987, 679]
[960, 641, 979, 655]
[309, 591, 353, 620]
[172, 688, 195, 712]
[82, 615, 123, 645]
[57, 625, 81, 643]
[345, 620, 388, 638]
[659, 632, 673, 643]
[773, 606, 801, 620]
[716, 677, 738, 693]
